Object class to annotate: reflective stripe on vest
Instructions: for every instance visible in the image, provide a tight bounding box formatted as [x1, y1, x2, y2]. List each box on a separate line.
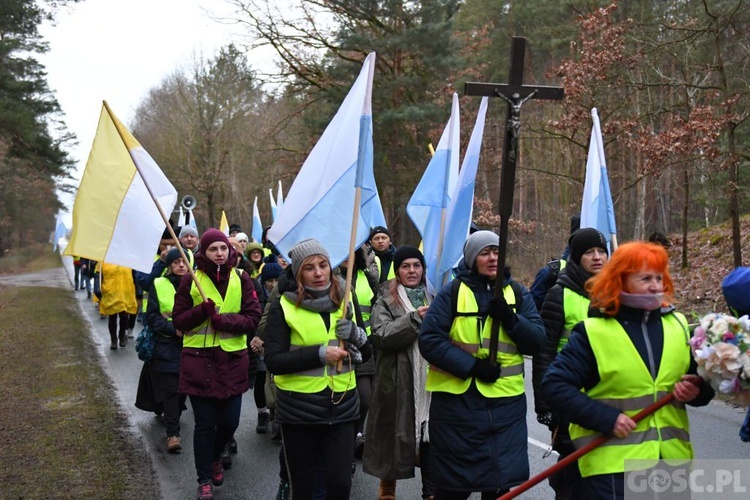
[425, 283, 525, 397]
[569, 312, 693, 477]
[559, 288, 590, 351]
[183, 269, 246, 351]
[153, 277, 176, 322]
[354, 269, 374, 334]
[274, 296, 355, 393]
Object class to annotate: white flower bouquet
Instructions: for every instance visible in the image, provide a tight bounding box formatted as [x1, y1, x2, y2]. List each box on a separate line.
[690, 313, 750, 405]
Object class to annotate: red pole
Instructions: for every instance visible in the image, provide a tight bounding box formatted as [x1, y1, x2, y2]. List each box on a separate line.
[498, 391, 680, 500]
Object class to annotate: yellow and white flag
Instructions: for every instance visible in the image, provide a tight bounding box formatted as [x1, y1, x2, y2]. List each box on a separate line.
[219, 211, 230, 235]
[65, 102, 177, 273]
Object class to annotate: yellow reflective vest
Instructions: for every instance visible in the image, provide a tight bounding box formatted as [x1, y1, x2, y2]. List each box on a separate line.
[152, 277, 176, 322]
[559, 287, 590, 351]
[426, 282, 525, 398]
[183, 269, 246, 351]
[274, 296, 355, 393]
[569, 312, 693, 477]
[354, 269, 375, 334]
[375, 255, 396, 282]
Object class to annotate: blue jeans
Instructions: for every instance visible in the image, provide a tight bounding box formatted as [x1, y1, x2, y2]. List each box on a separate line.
[189, 394, 242, 483]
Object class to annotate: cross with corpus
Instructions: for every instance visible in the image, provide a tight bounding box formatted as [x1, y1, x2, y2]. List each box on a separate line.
[464, 36, 564, 365]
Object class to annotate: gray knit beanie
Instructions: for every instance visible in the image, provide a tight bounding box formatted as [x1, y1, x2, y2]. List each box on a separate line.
[463, 230, 500, 270]
[289, 239, 330, 278]
[179, 226, 198, 238]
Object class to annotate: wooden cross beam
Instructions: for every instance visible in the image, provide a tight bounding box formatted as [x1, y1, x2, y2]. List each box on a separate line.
[464, 36, 564, 365]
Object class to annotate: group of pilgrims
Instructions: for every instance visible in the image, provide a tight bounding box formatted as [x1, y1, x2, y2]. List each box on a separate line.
[82, 214, 724, 500]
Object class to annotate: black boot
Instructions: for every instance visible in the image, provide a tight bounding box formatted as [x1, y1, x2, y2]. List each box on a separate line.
[118, 331, 127, 348]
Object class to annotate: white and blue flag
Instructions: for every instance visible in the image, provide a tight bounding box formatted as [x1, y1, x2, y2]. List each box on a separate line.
[581, 108, 617, 249]
[252, 196, 263, 243]
[267, 53, 385, 266]
[407, 93, 461, 294]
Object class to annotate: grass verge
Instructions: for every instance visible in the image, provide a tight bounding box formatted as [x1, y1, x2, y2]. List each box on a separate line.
[0, 285, 159, 498]
[0, 243, 62, 275]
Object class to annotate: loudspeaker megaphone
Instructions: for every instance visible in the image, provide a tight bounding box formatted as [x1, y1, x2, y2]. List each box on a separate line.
[181, 195, 197, 210]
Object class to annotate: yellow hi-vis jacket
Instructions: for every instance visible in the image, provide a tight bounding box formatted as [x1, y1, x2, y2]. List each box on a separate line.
[152, 277, 176, 323]
[354, 269, 374, 334]
[569, 312, 693, 477]
[559, 288, 590, 351]
[375, 255, 396, 282]
[183, 269, 246, 351]
[426, 282, 524, 397]
[274, 296, 356, 393]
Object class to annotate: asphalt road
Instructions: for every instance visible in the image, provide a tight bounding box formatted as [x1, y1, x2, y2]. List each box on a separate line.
[53, 253, 748, 499]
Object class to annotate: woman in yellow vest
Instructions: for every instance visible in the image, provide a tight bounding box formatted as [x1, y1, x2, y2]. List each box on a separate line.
[532, 228, 609, 499]
[418, 231, 545, 499]
[172, 229, 262, 500]
[542, 241, 714, 499]
[135, 248, 188, 453]
[264, 238, 371, 500]
[363, 245, 434, 500]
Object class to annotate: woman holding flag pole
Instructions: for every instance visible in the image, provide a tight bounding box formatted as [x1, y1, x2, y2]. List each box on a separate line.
[172, 228, 262, 500]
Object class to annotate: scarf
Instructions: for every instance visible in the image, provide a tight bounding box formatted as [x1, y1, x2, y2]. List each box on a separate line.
[396, 283, 432, 448]
[620, 291, 664, 311]
[404, 284, 426, 310]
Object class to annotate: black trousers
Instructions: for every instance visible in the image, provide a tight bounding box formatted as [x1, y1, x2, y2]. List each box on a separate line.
[282, 421, 355, 500]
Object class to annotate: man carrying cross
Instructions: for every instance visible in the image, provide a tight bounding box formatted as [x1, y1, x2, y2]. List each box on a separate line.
[418, 37, 562, 500]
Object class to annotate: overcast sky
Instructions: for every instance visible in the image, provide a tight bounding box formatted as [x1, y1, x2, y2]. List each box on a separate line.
[39, 0, 256, 214]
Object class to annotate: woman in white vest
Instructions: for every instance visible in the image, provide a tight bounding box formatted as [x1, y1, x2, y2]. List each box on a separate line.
[264, 238, 371, 500]
[542, 241, 714, 499]
[418, 230, 545, 499]
[172, 229, 262, 500]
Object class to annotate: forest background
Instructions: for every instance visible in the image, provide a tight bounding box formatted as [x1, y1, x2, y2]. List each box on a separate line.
[2, 0, 749, 311]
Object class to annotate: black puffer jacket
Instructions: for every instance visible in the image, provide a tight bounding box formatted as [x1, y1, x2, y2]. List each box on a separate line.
[264, 267, 372, 425]
[532, 260, 592, 415]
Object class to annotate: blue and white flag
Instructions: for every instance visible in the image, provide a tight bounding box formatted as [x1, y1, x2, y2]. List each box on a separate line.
[276, 181, 284, 213]
[268, 53, 385, 266]
[252, 196, 263, 243]
[440, 97, 488, 283]
[406, 93, 460, 294]
[581, 108, 617, 248]
[269, 188, 277, 222]
[52, 213, 68, 252]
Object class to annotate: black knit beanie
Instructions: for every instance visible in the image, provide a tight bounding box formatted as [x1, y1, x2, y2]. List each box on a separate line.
[393, 245, 425, 271]
[569, 228, 608, 264]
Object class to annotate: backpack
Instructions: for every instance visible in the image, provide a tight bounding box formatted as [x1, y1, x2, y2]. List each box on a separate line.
[450, 278, 524, 318]
[134, 324, 156, 361]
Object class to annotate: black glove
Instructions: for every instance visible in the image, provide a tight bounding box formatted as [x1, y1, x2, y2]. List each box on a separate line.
[471, 358, 502, 383]
[488, 295, 517, 329]
[537, 412, 559, 431]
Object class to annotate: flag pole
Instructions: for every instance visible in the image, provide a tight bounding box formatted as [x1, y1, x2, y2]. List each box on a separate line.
[337, 186, 363, 372]
[102, 100, 207, 301]
[497, 378, 700, 500]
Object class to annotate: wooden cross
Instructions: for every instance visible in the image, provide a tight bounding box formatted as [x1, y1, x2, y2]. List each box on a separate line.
[464, 36, 564, 365]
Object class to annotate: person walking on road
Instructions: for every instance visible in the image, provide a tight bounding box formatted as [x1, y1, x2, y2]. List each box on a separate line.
[419, 231, 545, 499]
[542, 241, 714, 499]
[172, 228, 262, 500]
[264, 238, 371, 500]
[363, 245, 434, 500]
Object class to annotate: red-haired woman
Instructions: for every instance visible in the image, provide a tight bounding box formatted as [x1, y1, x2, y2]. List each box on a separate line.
[542, 241, 714, 499]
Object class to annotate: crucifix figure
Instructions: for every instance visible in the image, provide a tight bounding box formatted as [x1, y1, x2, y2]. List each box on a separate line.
[464, 36, 564, 365]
